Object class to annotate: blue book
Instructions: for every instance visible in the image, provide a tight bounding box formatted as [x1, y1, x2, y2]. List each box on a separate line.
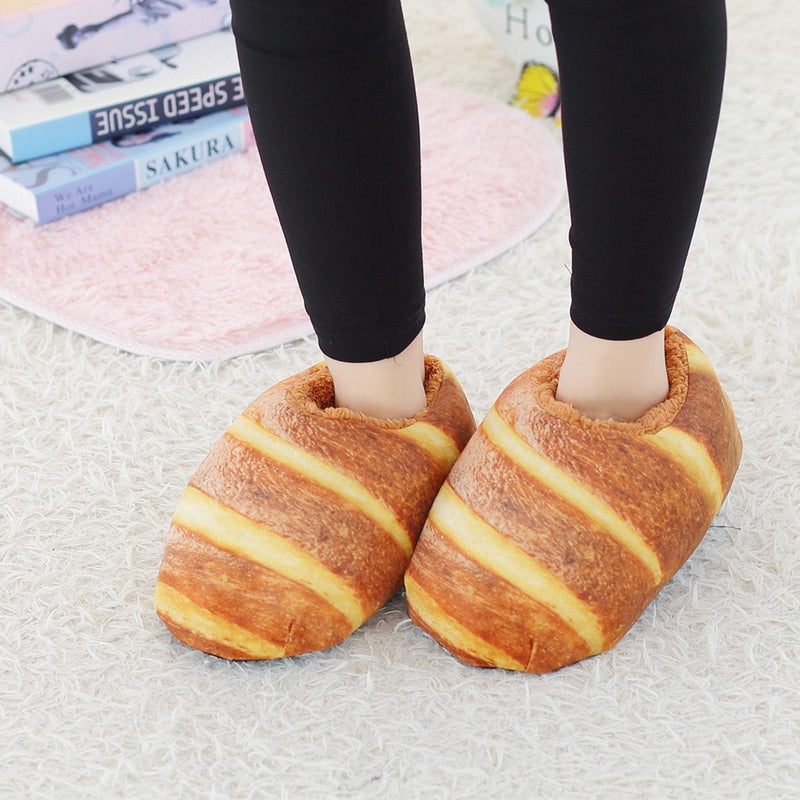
[0, 27, 243, 163]
[0, 105, 252, 224]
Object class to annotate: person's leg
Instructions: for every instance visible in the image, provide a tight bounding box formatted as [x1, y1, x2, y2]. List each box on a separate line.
[155, 1, 480, 661]
[547, 0, 728, 420]
[229, 0, 426, 418]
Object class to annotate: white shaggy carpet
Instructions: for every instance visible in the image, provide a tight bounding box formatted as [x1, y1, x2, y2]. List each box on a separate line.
[1, 0, 798, 797]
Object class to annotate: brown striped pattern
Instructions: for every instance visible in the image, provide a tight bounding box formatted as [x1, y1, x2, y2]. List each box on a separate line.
[156, 356, 476, 660]
[405, 328, 743, 673]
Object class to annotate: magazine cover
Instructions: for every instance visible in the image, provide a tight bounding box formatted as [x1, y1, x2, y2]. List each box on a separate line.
[470, 0, 557, 73]
[470, 0, 561, 121]
[0, 0, 232, 93]
[0, 105, 253, 224]
[0, 27, 243, 162]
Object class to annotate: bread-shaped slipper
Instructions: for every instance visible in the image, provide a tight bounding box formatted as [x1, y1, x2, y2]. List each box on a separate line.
[155, 356, 475, 660]
[405, 328, 742, 673]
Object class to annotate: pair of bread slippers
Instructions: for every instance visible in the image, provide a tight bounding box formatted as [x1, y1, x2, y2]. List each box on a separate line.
[155, 328, 742, 673]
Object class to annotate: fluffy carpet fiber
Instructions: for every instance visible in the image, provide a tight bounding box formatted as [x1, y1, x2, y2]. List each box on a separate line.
[1, 0, 798, 797]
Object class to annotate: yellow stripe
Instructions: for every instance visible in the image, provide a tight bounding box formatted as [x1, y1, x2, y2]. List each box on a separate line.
[684, 342, 736, 495]
[721, 387, 737, 422]
[482, 407, 663, 583]
[229, 415, 413, 558]
[641, 426, 724, 509]
[429, 483, 606, 653]
[404, 574, 526, 671]
[686, 344, 736, 454]
[685, 343, 717, 378]
[391, 421, 461, 473]
[173, 486, 365, 629]
[155, 581, 286, 659]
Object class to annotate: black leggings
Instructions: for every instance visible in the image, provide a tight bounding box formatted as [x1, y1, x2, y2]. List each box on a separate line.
[230, 0, 726, 362]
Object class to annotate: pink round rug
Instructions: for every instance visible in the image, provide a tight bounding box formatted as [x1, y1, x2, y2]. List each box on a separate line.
[0, 84, 565, 361]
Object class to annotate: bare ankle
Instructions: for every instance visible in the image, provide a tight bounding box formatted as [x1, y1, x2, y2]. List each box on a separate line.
[555, 323, 669, 422]
[324, 332, 427, 419]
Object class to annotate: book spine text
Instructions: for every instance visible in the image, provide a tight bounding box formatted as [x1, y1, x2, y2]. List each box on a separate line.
[90, 74, 245, 141]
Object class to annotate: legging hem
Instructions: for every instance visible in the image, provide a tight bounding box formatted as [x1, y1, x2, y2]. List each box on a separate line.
[315, 308, 426, 363]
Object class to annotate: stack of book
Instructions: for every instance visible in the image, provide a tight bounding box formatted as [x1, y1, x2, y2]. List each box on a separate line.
[0, 0, 254, 224]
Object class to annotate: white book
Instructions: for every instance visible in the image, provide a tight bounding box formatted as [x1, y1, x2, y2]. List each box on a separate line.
[0, 27, 243, 162]
[1, 0, 231, 93]
[470, 0, 557, 74]
[471, 1, 561, 121]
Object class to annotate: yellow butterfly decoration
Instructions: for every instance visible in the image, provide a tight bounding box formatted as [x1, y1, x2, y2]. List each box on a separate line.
[510, 61, 561, 126]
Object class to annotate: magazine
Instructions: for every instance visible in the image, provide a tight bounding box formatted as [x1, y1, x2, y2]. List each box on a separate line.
[0, 27, 243, 162]
[1, 0, 231, 93]
[469, 0, 557, 74]
[0, 105, 253, 224]
[470, 1, 561, 121]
